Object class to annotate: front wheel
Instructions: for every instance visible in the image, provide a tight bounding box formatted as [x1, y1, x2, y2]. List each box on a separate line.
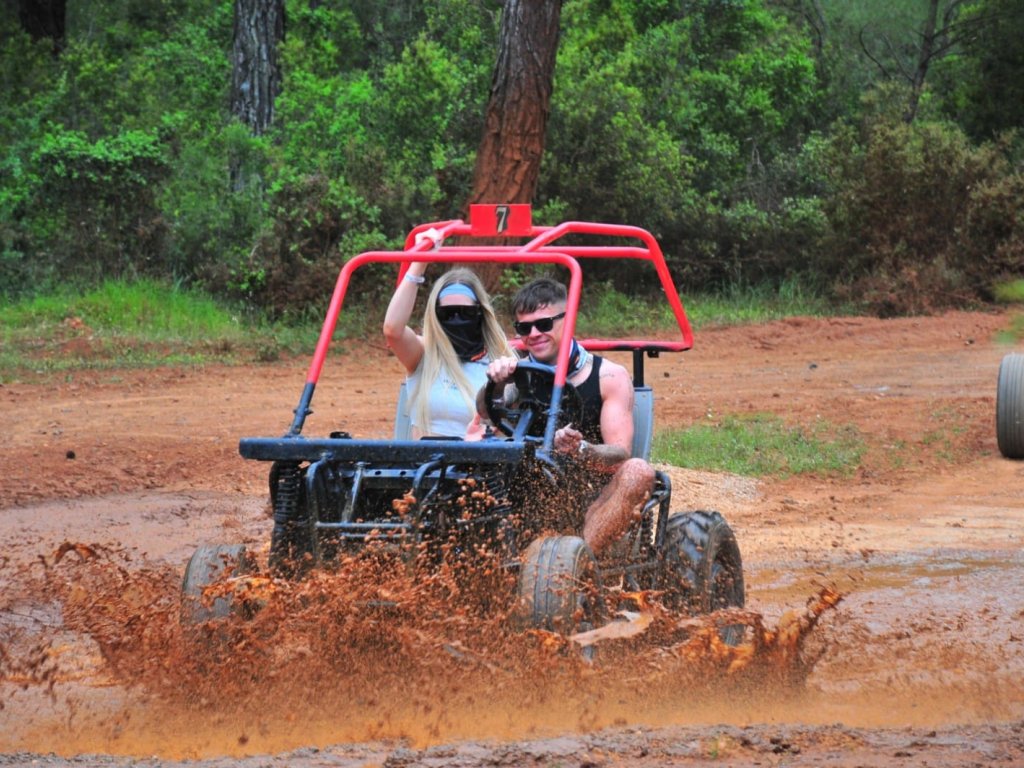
[661, 510, 745, 645]
[180, 543, 255, 627]
[516, 535, 605, 641]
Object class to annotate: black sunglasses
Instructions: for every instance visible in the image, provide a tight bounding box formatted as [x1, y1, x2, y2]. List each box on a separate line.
[436, 304, 482, 322]
[514, 312, 566, 336]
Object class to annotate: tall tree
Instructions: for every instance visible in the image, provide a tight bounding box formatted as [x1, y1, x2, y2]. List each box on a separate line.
[855, 0, 995, 123]
[465, 0, 562, 286]
[17, 0, 65, 54]
[231, 0, 285, 136]
[951, 0, 1024, 139]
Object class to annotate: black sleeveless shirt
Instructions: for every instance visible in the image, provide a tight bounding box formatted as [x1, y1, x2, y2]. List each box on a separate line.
[575, 355, 604, 444]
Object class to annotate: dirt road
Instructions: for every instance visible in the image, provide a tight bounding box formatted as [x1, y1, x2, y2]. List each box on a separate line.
[2, 309, 1023, 766]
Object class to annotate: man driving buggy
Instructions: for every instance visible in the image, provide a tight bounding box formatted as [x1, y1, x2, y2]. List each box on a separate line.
[476, 277, 656, 557]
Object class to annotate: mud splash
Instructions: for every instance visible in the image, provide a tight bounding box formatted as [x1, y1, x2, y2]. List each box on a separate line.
[1, 539, 840, 759]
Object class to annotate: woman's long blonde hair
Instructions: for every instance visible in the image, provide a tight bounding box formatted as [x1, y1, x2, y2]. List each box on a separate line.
[410, 268, 514, 431]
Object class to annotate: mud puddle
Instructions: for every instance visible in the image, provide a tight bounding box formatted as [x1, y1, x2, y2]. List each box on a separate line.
[0, 521, 837, 759]
[2, 489, 1023, 760]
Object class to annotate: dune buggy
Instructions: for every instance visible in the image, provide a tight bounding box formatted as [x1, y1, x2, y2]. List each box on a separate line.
[181, 204, 745, 644]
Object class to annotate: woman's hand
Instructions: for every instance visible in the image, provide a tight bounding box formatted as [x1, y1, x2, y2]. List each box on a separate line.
[464, 412, 486, 441]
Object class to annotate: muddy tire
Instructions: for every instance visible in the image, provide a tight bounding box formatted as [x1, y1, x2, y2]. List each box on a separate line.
[516, 535, 605, 640]
[180, 543, 255, 626]
[662, 510, 745, 645]
[996, 353, 1024, 459]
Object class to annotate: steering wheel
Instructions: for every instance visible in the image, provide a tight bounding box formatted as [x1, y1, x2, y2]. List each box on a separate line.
[484, 360, 584, 439]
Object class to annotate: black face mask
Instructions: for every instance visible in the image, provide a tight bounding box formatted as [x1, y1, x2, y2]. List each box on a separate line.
[440, 315, 485, 361]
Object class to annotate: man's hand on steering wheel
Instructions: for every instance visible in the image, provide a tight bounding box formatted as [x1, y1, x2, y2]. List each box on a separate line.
[482, 358, 583, 439]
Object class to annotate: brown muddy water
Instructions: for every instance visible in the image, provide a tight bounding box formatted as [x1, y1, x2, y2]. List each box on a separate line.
[2, 486, 1022, 761]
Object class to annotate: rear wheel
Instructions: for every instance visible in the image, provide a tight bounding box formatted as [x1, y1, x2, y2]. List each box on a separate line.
[516, 535, 605, 644]
[662, 510, 745, 645]
[997, 353, 1024, 459]
[180, 543, 255, 627]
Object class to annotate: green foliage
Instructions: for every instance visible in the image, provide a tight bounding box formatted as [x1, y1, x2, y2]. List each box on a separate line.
[932, 0, 1024, 141]
[814, 113, 1023, 314]
[0, 0, 1022, 321]
[35, 126, 165, 186]
[958, 157, 1024, 297]
[159, 121, 269, 286]
[245, 0, 500, 318]
[0, 2, 234, 296]
[23, 125, 169, 284]
[222, 173, 391, 319]
[653, 413, 865, 477]
[544, 0, 824, 291]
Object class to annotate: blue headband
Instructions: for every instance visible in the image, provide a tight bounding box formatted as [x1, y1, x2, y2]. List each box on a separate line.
[439, 283, 478, 302]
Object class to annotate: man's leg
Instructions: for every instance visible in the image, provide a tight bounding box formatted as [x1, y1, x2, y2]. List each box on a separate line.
[582, 458, 656, 556]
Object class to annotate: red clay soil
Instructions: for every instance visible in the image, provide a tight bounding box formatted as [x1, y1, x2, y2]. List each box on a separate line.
[2, 308, 1023, 766]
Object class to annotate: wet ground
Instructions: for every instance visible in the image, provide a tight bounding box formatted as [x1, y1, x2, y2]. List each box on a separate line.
[2, 310, 1023, 766]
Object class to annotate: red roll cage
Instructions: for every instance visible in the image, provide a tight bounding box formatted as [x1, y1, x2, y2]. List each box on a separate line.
[306, 204, 692, 394]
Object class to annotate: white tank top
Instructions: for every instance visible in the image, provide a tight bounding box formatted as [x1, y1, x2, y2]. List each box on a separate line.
[407, 357, 489, 437]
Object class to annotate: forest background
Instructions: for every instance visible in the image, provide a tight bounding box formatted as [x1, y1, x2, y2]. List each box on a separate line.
[1, 0, 1022, 323]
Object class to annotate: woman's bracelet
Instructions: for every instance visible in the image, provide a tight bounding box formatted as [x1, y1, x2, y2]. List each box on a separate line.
[404, 273, 426, 284]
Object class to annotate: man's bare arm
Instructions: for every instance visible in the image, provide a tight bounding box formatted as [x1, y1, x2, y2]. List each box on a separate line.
[595, 361, 636, 461]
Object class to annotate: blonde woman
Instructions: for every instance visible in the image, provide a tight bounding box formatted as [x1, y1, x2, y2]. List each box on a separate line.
[383, 264, 514, 438]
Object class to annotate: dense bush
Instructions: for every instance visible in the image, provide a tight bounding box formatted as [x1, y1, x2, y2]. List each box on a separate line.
[814, 112, 1023, 315]
[960, 155, 1024, 296]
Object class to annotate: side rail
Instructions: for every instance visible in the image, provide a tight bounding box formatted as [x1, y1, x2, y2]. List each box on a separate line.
[632, 386, 654, 461]
[394, 380, 412, 441]
[240, 436, 529, 465]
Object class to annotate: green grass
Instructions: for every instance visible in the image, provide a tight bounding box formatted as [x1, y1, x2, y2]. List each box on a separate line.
[0, 280, 282, 380]
[579, 278, 833, 336]
[652, 413, 865, 477]
[0, 277, 837, 381]
[920, 406, 972, 464]
[686, 279, 835, 329]
[992, 281, 1024, 345]
[993, 279, 1024, 304]
[1, 278, 242, 335]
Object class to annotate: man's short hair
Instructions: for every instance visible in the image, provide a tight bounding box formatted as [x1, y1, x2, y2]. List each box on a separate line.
[511, 277, 567, 316]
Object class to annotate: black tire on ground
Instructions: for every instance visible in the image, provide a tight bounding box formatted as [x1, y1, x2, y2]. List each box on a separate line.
[662, 510, 746, 645]
[516, 535, 605, 638]
[180, 543, 254, 627]
[996, 352, 1024, 459]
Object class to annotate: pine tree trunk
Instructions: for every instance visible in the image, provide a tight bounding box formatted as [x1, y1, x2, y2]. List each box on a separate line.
[231, 0, 285, 136]
[466, 0, 562, 289]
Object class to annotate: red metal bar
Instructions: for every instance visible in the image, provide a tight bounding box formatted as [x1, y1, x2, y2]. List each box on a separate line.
[306, 251, 584, 388]
[385, 215, 694, 349]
